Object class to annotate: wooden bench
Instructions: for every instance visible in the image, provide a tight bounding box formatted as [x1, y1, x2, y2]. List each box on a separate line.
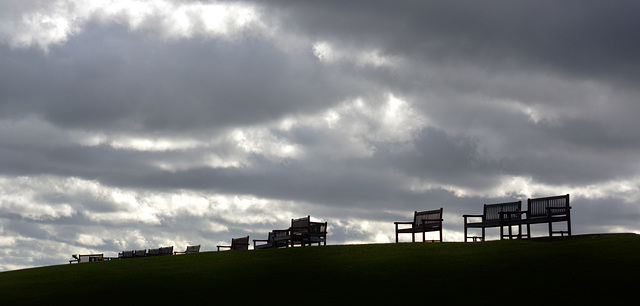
[463, 201, 523, 242]
[159, 246, 174, 256]
[69, 253, 104, 264]
[174, 245, 201, 255]
[133, 249, 147, 257]
[118, 250, 134, 259]
[217, 236, 250, 251]
[253, 232, 288, 249]
[524, 194, 572, 237]
[394, 208, 443, 243]
[273, 216, 328, 247]
[497, 194, 572, 239]
[304, 221, 328, 246]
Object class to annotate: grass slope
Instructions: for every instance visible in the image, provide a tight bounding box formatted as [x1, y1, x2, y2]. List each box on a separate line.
[1, 234, 638, 304]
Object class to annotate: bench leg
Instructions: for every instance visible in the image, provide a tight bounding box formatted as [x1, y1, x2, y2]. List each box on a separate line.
[464, 223, 468, 242]
[395, 224, 399, 243]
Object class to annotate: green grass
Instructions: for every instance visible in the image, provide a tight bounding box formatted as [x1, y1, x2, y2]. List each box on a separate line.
[1, 234, 638, 304]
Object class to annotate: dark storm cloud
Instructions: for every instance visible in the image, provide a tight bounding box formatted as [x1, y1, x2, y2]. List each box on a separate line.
[252, 0, 640, 85]
[1, 21, 354, 133]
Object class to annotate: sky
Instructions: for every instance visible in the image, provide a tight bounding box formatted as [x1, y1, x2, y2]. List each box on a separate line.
[1, 0, 639, 271]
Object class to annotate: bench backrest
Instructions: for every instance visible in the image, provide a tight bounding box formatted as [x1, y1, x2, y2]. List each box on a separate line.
[120, 250, 134, 259]
[291, 216, 327, 235]
[291, 216, 310, 229]
[413, 208, 443, 227]
[291, 216, 312, 235]
[147, 248, 160, 256]
[309, 222, 327, 234]
[185, 245, 200, 253]
[483, 201, 522, 221]
[527, 194, 570, 218]
[231, 236, 250, 250]
[134, 249, 147, 257]
[159, 246, 174, 256]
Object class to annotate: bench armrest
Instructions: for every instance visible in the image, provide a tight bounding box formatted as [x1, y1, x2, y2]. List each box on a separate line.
[462, 214, 483, 218]
[216, 245, 231, 251]
[394, 221, 413, 225]
[253, 239, 270, 247]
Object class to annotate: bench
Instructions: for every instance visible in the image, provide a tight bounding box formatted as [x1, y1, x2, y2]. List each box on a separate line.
[159, 246, 174, 256]
[133, 249, 147, 257]
[253, 232, 288, 249]
[118, 250, 134, 259]
[525, 194, 572, 237]
[497, 194, 572, 239]
[69, 253, 104, 264]
[394, 208, 443, 243]
[217, 236, 250, 251]
[463, 201, 523, 242]
[174, 245, 201, 255]
[273, 216, 328, 247]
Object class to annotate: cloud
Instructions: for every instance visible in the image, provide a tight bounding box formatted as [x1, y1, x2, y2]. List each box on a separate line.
[0, 0, 263, 51]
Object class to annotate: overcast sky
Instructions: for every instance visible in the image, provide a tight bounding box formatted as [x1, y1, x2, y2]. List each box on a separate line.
[1, 0, 639, 271]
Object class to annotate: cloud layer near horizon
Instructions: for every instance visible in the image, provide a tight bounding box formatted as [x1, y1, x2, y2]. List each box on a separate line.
[1, 0, 639, 271]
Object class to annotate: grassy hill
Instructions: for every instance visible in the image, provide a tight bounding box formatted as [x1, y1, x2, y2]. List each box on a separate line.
[1, 234, 638, 304]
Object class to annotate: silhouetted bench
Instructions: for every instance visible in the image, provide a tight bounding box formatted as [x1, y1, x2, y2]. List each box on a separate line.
[174, 245, 200, 255]
[394, 208, 443, 243]
[497, 194, 572, 239]
[118, 250, 134, 259]
[463, 201, 523, 242]
[301, 220, 328, 246]
[69, 253, 104, 264]
[253, 232, 288, 249]
[146, 246, 173, 256]
[133, 249, 147, 258]
[273, 216, 328, 247]
[524, 194, 572, 237]
[217, 236, 250, 251]
[159, 246, 174, 256]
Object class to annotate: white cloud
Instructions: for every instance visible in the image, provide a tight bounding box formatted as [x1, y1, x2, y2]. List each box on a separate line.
[232, 128, 302, 162]
[312, 40, 400, 68]
[76, 234, 105, 246]
[0, 236, 16, 247]
[0, 0, 264, 51]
